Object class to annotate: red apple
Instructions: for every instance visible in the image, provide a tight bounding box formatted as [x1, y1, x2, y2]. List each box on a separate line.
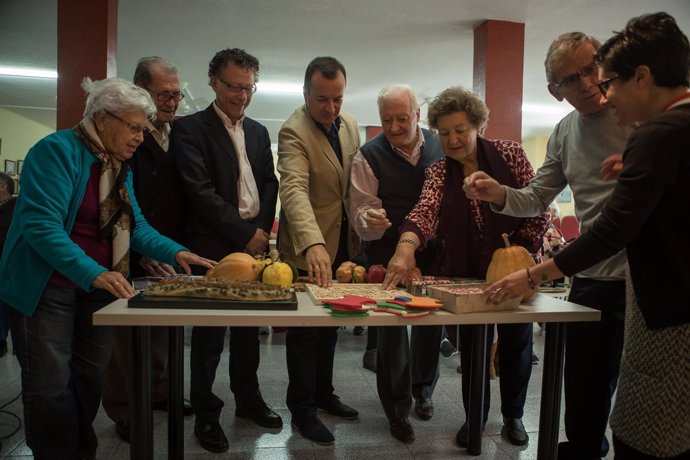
[367, 264, 387, 283]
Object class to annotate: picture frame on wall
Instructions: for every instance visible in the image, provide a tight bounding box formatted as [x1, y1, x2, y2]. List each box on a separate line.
[4, 159, 16, 176]
[17, 159, 24, 175]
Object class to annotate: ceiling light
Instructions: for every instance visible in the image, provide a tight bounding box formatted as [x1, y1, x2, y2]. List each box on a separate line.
[0, 66, 58, 79]
[256, 82, 302, 95]
[522, 103, 570, 115]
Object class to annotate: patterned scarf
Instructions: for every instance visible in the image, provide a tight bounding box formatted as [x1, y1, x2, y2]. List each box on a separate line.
[73, 118, 134, 278]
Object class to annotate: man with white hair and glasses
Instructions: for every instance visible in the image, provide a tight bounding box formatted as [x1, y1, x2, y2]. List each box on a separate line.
[464, 32, 633, 459]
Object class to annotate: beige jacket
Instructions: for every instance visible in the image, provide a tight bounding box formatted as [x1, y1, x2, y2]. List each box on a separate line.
[277, 105, 360, 271]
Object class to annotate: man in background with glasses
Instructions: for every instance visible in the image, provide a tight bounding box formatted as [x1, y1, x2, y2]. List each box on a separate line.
[463, 32, 632, 460]
[170, 48, 280, 454]
[102, 56, 193, 444]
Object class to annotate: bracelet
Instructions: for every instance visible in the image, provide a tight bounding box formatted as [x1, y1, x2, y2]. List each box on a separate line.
[525, 268, 536, 290]
[397, 238, 417, 249]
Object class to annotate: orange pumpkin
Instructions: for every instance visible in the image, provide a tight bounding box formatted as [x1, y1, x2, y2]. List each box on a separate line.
[485, 233, 536, 300]
[207, 252, 260, 281]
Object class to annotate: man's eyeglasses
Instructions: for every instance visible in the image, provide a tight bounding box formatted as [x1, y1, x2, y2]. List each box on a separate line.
[597, 75, 620, 97]
[553, 62, 598, 90]
[217, 76, 257, 94]
[147, 89, 185, 103]
[104, 110, 147, 135]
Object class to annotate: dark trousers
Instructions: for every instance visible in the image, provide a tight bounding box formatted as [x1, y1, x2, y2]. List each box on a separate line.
[190, 326, 263, 424]
[102, 325, 170, 422]
[286, 326, 338, 420]
[613, 436, 690, 460]
[376, 325, 442, 421]
[561, 278, 625, 459]
[10, 287, 114, 460]
[366, 326, 378, 350]
[459, 322, 533, 420]
[0, 301, 10, 341]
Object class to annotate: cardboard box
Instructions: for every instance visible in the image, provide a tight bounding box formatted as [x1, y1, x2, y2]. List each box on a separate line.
[427, 283, 521, 313]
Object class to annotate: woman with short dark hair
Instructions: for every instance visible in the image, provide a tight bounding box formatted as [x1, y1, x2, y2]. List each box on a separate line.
[488, 12, 690, 459]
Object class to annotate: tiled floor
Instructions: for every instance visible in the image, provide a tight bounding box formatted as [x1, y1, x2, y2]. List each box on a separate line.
[0, 326, 614, 459]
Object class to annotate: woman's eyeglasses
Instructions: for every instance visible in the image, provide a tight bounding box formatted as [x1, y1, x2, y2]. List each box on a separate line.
[104, 110, 147, 135]
[597, 75, 620, 97]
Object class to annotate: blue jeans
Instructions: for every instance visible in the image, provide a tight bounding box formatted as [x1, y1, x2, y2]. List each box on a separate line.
[10, 286, 114, 460]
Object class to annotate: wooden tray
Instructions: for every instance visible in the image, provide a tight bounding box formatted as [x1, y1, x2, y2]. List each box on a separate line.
[305, 283, 411, 305]
[128, 292, 298, 311]
[427, 283, 520, 313]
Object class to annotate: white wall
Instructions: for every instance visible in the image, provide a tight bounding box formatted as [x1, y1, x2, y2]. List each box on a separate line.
[0, 108, 55, 193]
[521, 134, 574, 217]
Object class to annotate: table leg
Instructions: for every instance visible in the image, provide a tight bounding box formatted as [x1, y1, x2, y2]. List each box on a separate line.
[467, 324, 488, 456]
[130, 326, 152, 460]
[168, 326, 184, 459]
[537, 322, 566, 460]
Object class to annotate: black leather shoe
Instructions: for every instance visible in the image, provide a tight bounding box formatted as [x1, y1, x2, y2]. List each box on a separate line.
[390, 418, 415, 443]
[291, 414, 334, 445]
[236, 401, 283, 428]
[414, 397, 433, 421]
[115, 419, 130, 443]
[194, 421, 229, 453]
[317, 395, 358, 419]
[152, 398, 195, 416]
[503, 417, 528, 445]
[455, 421, 486, 448]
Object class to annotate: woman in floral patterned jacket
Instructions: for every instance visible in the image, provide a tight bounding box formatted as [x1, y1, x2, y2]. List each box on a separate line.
[383, 86, 550, 449]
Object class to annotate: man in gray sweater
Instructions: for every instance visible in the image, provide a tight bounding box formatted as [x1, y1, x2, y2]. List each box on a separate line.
[464, 32, 632, 460]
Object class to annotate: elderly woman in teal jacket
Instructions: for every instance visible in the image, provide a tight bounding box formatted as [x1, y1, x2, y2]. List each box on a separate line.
[0, 77, 214, 460]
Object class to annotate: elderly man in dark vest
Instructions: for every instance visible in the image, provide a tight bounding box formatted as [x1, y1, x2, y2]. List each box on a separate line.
[349, 84, 443, 443]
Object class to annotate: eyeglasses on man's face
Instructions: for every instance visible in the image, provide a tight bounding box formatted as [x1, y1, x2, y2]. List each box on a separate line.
[217, 76, 257, 94]
[597, 75, 620, 97]
[147, 89, 185, 103]
[104, 110, 147, 135]
[553, 62, 598, 90]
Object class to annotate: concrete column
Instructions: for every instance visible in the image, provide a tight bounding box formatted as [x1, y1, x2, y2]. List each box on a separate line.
[57, 0, 118, 130]
[473, 20, 524, 142]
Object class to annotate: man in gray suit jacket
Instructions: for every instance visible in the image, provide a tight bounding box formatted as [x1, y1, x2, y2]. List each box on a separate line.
[170, 48, 280, 454]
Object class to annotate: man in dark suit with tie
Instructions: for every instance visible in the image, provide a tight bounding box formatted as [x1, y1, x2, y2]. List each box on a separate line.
[170, 48, 281, 454]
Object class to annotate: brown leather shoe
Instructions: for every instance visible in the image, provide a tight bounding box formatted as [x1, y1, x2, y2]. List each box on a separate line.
[414, 397, 433, 421]
[390, 418, 415, 443]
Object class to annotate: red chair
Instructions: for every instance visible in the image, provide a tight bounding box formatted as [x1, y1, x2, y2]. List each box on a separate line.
[270, 217, 279, 239]
[552, 216, 561, 233]
[560, 215, 581, 242]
